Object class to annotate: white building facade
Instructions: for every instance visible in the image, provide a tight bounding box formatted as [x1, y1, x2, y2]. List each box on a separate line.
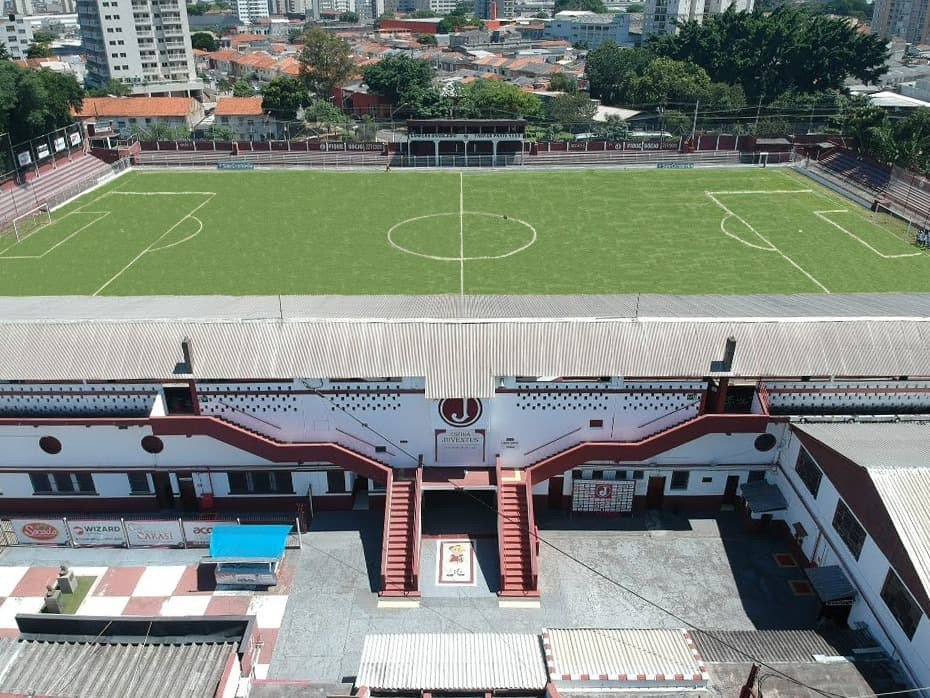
[643, 0, 752, 37]
[0, 14, 35, 60]
[76, 0, 201, 94]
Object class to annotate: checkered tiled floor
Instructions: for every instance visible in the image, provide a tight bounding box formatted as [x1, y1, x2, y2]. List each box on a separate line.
[0, 562, 293, 677]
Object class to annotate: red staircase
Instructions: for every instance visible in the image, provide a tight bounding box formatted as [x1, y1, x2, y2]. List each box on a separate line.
[497, 462, 539, 597]
[380, 468, 422, 597]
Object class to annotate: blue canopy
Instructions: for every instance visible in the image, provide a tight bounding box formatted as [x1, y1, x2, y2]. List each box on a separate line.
[209, 524, 291, 560]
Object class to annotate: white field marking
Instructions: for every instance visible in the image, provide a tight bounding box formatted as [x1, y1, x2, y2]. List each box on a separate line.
[718, 213, 776, 251]
[459, 171, 465, 296]
[0, 211, 111, 260]
[706, 190, 830, 293]
[107, 190, 218, 196]
[706, 192, 777, 251]
[147, 216, 203, 252]
[387, 211, 537, 261]
[778, 167, 928, 250]
[813, 210, 923, 259]
[93, 193, 215, 295]
[706, 188, 813, 195]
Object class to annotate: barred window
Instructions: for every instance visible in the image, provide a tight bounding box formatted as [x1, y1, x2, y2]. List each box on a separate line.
[795, 447, 822, 498]
[227, 471, 293, 495]
[832, 500, 866, 560]
[327, 470, 346, 493]
[30, 472, 96, 495]
[881, 569, 922, 640]
[127, 472, 152, 494]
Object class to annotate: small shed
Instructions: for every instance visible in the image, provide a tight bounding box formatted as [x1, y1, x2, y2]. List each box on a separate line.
[204, 524, 291, 586]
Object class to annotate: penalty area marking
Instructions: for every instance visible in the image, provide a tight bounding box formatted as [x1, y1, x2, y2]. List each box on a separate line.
[706, 190, 830, 293]
[93, 192, 216, 296]
[0, 211, 111, 260]
[813, 210, 923, 259]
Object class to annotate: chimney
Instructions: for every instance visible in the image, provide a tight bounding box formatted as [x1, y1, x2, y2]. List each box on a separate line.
[181, 337, 194, 372]
[722, 336, 736, 372]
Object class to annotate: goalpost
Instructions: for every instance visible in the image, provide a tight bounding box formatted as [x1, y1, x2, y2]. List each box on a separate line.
[3, 204, 52, 243]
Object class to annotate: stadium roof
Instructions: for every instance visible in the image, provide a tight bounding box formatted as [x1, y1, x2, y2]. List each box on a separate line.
[1, 294, 929, 397]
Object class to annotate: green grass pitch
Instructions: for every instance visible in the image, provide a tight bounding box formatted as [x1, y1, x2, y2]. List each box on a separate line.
[1, 167, 928, 296]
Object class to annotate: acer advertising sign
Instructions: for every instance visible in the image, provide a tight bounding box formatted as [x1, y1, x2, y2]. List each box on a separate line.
[11, 519, 69, 545]
[182, 521, 236, 546]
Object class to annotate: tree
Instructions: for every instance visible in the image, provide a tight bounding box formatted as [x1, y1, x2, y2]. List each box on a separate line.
[584, 43, 653, 105]
[0, 43, 9, 61]
[363, 54, 433, 101]
[287, 28, 303, 43]
[86, 78, 130, 97]
[374, 12, 394, 28]
[191, 32, 219, 51]
[207, 124, 236, 140]
[549, 72, 577, 92]
[186, 2, 211, 15]
[436, 13, 482, 33]
[651, 7, 888, 99]
[417, 33, 437, 45]
[298, 27, 355, 99]
[339, 11, 359, 22]
[261, 76, 307, 120]
[554, 0, 606, 12]
[32, 30, 57, 44]
[232, 79, 254, 96]
[304, 98, 348, 125]
[0, 64, 83, 145]
[459, 79, 544, 119]
[893, 108, 930, 174]
[25, 41, 53, 59]
[534, 11, 549, 17]
[551, 91, 598, 127]
[842, 102, 895, 162]
[410, 9, 437, 16]
[626, 2, 643, 10]
[660, 109, 690, 136]
[595, 114, 629, 140]
[131, 123, 190, 140]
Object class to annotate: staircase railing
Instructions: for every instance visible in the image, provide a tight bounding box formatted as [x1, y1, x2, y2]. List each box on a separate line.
[495, 457, 506, 592]
[523, 474, 539, 592]
[412, 466, 423, 591]
[379, 468, 395, 593]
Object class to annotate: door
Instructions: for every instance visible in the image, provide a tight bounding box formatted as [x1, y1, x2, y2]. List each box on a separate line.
[176, 473, 198, 512]
[646, 476, 666, 510]
[153, 472, 175, 510]
[547, 476, 564, 510]
[723, 475, 740, 505]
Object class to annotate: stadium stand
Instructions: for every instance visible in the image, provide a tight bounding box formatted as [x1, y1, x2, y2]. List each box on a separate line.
[525, 148, 741, 168]
[813, 150, 892, 192]
[0, 152, 114, 228]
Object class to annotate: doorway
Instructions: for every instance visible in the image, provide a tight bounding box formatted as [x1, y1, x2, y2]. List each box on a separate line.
[153, 472, 175, 510]
[547, 476, 564, 510]
[353, 475, 369, 511]
[723, 475, 741, 505]
[176, 473, 198, 512]
[646, 476, 666, 510]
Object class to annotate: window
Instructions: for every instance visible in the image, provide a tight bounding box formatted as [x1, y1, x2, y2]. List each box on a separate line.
[795, 447, 822, 498]
[747, 470, 765, 482]
[615, 470, 627, 480]
[702, 476, 713, 484]
[127, 472, 152, 494]
[670, 471, 690, 490]
[227, 470, 293, 495]
[326, 470, 346, 493]
[572, 469, 582, 480]
[592, 469, 604, 479]
[832, 500, 866, 560]
[881, 569, 922, 640]
[632, 470, 644, 480]
[589, 419, 604, 428]
[30, 472, 96, 495]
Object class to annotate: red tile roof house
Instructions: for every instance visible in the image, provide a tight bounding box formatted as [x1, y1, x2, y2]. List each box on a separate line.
[73, 97, 205, 137]
[214, 96, 283, 140]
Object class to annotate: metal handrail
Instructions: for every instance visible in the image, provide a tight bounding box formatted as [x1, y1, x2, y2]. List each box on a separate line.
[379, 469, 394, 592]
[523, 471, 539, 591]
[411, 466, 423, 590]
[495, 456, 506, 591]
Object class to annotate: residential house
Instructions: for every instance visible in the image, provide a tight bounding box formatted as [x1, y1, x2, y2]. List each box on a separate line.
[73, 96, 204, 136]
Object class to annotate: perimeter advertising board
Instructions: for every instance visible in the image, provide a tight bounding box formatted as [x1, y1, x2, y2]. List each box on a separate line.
[11, 519, 70, 545]
[125, 520, 184, 547]
[182, 520, 236, 546]
[68, 520, 126, 546]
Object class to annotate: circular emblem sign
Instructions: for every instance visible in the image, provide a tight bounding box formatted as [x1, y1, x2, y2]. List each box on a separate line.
[22, 522, 59, 540]
[438, 398, 483, 428]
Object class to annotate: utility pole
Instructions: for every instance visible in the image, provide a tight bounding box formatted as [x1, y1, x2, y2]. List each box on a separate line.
[753, 95, 764, 133]
[739, 663, 760, 698]
[691, 100, 699, 142]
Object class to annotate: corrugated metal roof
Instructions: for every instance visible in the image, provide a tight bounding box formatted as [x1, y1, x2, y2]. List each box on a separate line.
[2, 295, 930, 398]
[354, 633, 547, 691]
[691, 629, 869, 663]
[804, 565, 856, 604]
[543, 628, 702, 680]
[0, 640, 236, 698]
[794, 423, 930, 470]
[868, 468, 930, 617]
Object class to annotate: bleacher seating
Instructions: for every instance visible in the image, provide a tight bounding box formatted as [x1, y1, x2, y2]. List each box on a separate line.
[134, 148, 389, 168]
[0, 152, 114, 229]
[814, 150, 891, 192]
[525, 148, 741, 168]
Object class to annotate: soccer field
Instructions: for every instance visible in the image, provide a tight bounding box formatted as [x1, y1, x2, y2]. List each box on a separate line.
[1, 167, 928, 296]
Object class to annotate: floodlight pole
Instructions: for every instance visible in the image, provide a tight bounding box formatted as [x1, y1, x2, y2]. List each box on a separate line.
[690, 100, 699, 142]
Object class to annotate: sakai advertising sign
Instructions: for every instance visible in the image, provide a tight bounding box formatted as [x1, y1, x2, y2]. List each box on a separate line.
[182, 520, 236, 546]
[125, 520, 184, 547]
[11, 519, 69, 545]
[68, 520, 126, 546]
[434, 398, 486, 465]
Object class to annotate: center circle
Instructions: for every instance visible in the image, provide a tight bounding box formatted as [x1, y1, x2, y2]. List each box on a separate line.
[387, 211, 537, 262]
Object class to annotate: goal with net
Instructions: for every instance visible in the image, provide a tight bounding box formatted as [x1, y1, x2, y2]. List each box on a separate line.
[3, 204, 52, 242]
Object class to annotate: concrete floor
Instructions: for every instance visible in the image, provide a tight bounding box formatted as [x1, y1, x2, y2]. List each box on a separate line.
[268, 510, 823, 685]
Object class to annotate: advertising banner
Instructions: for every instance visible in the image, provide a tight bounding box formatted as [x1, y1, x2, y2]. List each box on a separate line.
[68, 519, 126, 546]
[17, 151, 32, 166]
[125, 520, 184, 547]
[572, 479, 635, 513]
[182, 520, 236, 546]
[36, 144, 50, 160]
[11, 519, 70, 545]
[54, 136, 67, 152]
[69, 131, 81, 146]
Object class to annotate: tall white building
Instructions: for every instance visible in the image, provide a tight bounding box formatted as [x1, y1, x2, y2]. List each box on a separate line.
[76, 0, 201, 95]
[0, 14, 35, 59]
[233, 0, 268, 23]
[871, 0, 929, 45]
[643, 0, 751, 36]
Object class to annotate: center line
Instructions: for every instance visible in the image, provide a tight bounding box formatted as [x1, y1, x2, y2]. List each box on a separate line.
[459, 171, 465, 296]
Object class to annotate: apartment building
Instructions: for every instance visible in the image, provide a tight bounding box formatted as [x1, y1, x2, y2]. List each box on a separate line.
[643, 0, 752, 36]
[0, 13, 35, 59]
[76, 0, 202, 95]
[233, 0, 268, 24]
[871, 0, 929, 44]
